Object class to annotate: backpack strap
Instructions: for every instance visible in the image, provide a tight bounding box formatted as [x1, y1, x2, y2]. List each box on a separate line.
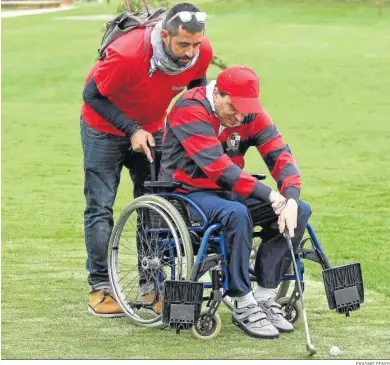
[143, 27, 152, 58]
[142, 16, 162, 57]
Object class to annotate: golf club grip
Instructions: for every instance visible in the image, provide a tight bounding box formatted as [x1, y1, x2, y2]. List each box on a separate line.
[284, 230, 294, 250]
[150, 146, 156, 182]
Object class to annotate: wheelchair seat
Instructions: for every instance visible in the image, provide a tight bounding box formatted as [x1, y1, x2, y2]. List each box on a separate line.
[144, 181, 183, 190]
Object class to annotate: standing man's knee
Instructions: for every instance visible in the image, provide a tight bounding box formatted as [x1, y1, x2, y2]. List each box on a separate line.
[84, 171, 117, 212]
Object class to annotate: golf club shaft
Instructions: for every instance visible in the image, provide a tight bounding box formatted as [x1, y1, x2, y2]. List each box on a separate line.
[287, 235, 315, 349]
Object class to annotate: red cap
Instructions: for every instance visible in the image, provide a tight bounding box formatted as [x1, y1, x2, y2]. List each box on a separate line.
[216, 66, 262, 114]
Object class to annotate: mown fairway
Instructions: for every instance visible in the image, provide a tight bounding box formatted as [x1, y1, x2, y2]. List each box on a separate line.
[2, 0, 390, 359]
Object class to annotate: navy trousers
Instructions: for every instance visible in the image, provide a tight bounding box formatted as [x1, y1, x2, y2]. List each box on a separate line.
[187, 191, 311, 297]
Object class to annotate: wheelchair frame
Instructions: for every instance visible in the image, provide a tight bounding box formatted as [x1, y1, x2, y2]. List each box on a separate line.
[161, 192, 330, 287]
[108, 189, 364, 340]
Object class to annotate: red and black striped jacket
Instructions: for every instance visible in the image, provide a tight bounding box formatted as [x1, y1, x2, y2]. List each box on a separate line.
[159, 86, 301, 202]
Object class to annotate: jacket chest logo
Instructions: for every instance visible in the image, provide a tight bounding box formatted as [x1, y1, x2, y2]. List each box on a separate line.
[172, 85, 186, 91]
[227, 132, 241, 151]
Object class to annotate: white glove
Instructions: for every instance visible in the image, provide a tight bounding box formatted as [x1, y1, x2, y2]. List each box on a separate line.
[277, 199, 298, 237]
[269, 190, 287, 214]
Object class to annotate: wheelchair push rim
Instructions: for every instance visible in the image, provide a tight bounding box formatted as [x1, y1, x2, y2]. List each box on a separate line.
[108, 195, 193, 326]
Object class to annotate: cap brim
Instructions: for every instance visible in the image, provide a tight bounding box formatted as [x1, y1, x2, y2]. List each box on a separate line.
[230, 95, 262, 114]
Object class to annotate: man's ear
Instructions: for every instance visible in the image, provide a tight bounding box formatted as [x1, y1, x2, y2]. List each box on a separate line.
[161, 29, 169, 47]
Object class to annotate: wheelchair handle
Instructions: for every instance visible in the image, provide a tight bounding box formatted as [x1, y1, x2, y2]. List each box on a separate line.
[150, 145, 157, 182]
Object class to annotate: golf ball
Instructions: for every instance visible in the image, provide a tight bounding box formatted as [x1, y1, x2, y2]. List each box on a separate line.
[329, 346, 341, 356]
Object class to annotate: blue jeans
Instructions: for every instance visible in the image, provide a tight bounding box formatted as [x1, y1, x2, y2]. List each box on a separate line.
[80, 119, 163, 291]
[187, 191, 311, 297]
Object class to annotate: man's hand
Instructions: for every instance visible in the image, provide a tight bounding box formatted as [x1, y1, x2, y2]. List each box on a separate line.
[277, 199, 298, 238]
[130, 129, 155, 163]
[269, 190, 287, 214]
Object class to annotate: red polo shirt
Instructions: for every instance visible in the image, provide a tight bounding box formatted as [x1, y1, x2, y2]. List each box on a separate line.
[81, 27, 213, 136]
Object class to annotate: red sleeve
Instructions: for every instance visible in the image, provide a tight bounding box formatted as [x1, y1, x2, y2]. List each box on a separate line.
[250, 111, 302, 200]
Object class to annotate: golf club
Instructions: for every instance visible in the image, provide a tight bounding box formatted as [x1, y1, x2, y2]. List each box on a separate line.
[285, 232, 317, 356]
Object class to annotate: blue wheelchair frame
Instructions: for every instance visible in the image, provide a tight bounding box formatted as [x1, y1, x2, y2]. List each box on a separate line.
[142, 187, 363, 338]
[159, 192, 329, 292]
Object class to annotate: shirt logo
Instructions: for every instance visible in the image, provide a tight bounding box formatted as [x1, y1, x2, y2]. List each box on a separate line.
[227, 132, 241, 151]
[172, 85, 186, 91]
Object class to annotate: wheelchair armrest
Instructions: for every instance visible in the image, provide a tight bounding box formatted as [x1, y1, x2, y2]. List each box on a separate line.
[251, 173, 267, 181]
[144, 181, 183, 189]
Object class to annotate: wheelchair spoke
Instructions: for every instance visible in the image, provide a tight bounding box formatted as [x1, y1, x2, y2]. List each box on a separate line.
[119, 242, 137, 255]
[125, 281, 140, 309]
[116, 251, 138, 256]
[120, 277, 137, 297]
[124, 208, 150, 252]
[109, 196, 192, 324]
[118, 262, 139, 282]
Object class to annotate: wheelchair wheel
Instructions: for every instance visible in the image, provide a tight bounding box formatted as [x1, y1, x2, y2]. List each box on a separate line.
[277, 296, 303, 325]
[191, 310, 222, 340]
[108, 195, 193, 327]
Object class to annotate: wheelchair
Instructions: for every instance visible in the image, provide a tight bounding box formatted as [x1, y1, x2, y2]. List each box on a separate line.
[108, 172, 364, 344]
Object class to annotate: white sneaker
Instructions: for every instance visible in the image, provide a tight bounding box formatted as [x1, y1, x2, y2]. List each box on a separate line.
[232, 304, 280, 339]
[258, 298, 294, 333]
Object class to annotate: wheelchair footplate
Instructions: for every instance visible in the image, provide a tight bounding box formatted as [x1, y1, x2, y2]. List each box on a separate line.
[322, 263, 364, 316]
[162, 280, 203, 332]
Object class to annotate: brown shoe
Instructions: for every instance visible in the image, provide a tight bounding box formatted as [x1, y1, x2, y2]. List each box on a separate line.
[141, 291, 163, 315]
[88, 289, 125, 318]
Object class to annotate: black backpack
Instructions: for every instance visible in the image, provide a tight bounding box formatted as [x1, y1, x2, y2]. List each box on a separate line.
[98, 6, 167, 60]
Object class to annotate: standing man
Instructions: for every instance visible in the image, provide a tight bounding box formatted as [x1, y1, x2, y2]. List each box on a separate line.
[81, 2, 213, 317]
[159, 66, 311, 338]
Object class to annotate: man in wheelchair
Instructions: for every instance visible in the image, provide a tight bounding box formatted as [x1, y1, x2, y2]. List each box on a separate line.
[159, 66, 312, 339]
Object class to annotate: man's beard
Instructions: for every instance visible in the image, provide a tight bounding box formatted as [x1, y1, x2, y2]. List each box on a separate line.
[164, 41, 192, 66]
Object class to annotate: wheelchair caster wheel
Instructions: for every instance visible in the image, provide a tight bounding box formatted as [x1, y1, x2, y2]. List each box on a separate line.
[277, 297, 303, 325]
[191, 310, 222, 340]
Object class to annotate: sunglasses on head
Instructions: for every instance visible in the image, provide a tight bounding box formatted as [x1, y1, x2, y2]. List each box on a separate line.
[166, 11, 208, 25]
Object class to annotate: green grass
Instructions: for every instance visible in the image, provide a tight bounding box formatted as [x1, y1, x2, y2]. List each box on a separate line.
[2, 0, 390, 359]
